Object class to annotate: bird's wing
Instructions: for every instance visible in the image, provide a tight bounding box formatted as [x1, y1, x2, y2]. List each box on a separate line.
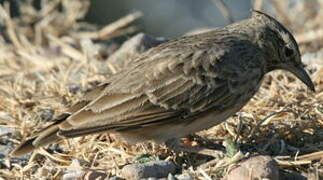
[57, 32, 265, 137]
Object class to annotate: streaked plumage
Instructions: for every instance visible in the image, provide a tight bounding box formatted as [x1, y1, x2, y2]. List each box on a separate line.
[11, 11, 315, 156]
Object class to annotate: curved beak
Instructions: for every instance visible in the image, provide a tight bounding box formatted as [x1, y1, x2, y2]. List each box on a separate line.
[285, 64, 315, 92]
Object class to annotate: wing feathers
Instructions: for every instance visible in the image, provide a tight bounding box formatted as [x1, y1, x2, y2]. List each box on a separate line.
[60, 95, 149, 129]
[88, 93, 142, 113]
[83, 82, 109, 101]
[146, 77, 188, 103]
[59, 108, 181, 138]
[149, 79, 194, 109]
[33, 125, 60, 147]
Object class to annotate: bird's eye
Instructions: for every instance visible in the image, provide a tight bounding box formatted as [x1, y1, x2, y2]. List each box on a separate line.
[284, 47, 294, 57]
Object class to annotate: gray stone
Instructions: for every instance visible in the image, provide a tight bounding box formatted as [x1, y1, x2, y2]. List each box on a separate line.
[225, 155, 279, 180]
[0, 145, 11, 158]
[0, 112, 15, 136]
[121, 161, 176, 180]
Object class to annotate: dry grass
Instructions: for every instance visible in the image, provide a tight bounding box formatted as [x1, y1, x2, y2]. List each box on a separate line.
[0, 0, 322, 179]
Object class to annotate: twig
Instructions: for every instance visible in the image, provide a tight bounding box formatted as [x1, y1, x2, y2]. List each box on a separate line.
[75, 11, 143, 40]
[47, 34, 84, 60]
[0, 4, 23, 50]
[248, 109, 294, 139]
[275, 159, 312, 166]
[252, 0, 263, 10]
[199, 151, 245, 170]
[37, 148, 71, 164]
[197, 168, 212, 180]
[234, 113, 244, 143]
[211, 0, 234, 23]
[274, 151, 323, 167]
[297, 151, 323, 161]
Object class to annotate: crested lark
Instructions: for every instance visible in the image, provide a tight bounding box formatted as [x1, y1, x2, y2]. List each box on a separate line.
[12, 11, 315, 156]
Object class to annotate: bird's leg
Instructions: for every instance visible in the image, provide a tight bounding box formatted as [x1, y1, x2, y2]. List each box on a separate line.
[165, 136, 225, 158]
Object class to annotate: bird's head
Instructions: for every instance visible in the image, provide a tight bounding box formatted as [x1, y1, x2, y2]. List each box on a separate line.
[251, 10, 315, 92]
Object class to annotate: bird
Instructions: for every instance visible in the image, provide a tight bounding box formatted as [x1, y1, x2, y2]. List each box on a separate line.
[11, 10, 315, 157]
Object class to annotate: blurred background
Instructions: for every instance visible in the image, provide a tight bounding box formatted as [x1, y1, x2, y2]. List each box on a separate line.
[1, 0, 255, 38]
[85, 0, 251, 38]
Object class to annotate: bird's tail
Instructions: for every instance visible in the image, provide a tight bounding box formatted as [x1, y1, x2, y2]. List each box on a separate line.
[10, 113, 70, 157]
[11, 124, 61, 157]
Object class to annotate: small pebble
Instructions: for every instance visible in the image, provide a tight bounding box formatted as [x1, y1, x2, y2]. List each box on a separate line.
[167, 173, 177, 180]
[147, 178, 159, 180]
[109, 176, 125, 180]
[68, 83, 81, 94]
[62, 159, 84, 180]
[0, 111, 14, 121]
[175, 173, 194, 180]
[0, 126, 14, 136]
[0, 144, 11, 158]
[62, 159, 109, 180]
[40, 109, 55, 121]
[225, 155, 279, 180]
[121, 161, 176, 180]
[83, 171, 108, 180]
